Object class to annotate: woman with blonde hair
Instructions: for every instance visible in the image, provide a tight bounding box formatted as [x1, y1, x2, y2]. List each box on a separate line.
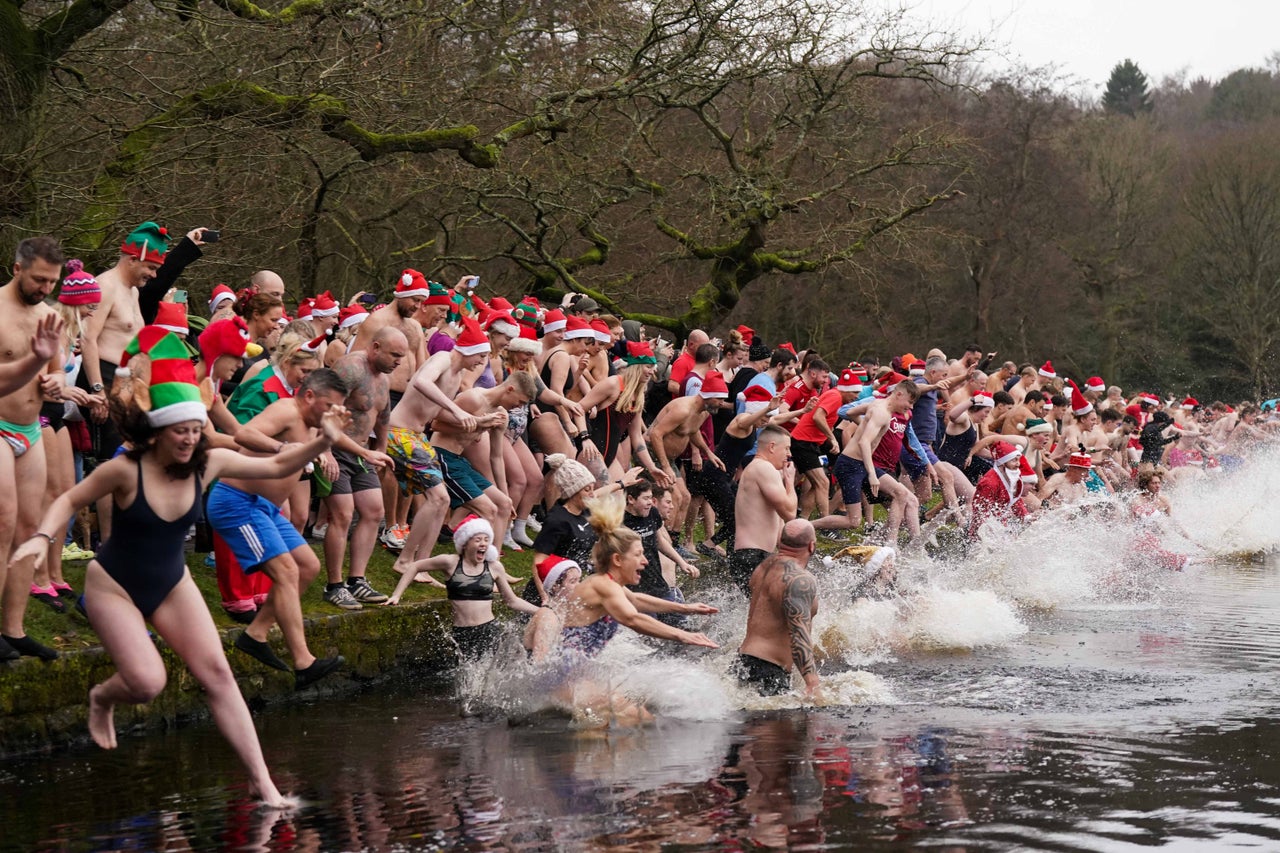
[578, 341, 670, 483]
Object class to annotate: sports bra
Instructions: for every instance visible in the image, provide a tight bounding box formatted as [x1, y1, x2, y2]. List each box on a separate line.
[446, 557, 495, 602]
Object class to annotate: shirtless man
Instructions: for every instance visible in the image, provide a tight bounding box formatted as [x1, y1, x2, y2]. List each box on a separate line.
[349, 270, 428, 550]
[1058, 387, 1110, 466]
[205, 368, 349, 688]
[1037, 452, 1095, 509]
[1007, 366, 1038, 405]
[0, 237, 67, 660]
[249, 270, 287, 302]
[81, 222, 169, 466]
[946, 345, 985, 381]
[1001, 390, 1045, 435]
[321, 328, 405, 609]
[831, 380, 922, 547]
[431, 372, 537, 548]
[730, 425, 797, 596]
[985, 361, 1017, 394]
[736, 519, 820, 699]
[646, 370, 732, 543]
[386, 320, 484, 575]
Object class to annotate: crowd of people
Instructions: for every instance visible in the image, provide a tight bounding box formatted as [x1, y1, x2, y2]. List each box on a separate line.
[1, 221, 1275, 804]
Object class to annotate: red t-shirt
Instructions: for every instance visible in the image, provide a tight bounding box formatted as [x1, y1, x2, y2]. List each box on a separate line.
[782, 377, 824, 431]
[669, 353, 696, 387]
[791, 389, 844, 444]
[872, 411, 911, 470]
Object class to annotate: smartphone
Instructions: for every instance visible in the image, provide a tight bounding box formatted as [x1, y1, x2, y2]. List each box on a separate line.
[358, 292, 378, 306]
[173, 289, 188, 304]
[203, 229, 220, 243]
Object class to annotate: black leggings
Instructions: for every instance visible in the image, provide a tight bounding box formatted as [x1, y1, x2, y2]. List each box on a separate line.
[684, 463, 737, 546]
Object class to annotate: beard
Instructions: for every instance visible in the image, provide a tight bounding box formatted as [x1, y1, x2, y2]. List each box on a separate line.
[18, 284, 47, 305]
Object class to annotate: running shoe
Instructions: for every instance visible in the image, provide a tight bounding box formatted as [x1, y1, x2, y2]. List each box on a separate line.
[347, 577, 388, 604]
[380, 526, 405, 550]
[324, 584, 363, 611]
[675, 544, 697, 561]
[310, 523, 329, 540]
[62, 543, 95, 562]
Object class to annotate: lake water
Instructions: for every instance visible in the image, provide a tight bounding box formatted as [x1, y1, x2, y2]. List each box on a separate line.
[4, 453, 1280, 852]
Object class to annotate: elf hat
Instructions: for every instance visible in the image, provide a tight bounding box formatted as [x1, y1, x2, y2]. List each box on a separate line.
[482, 310, 520, 340]
[992, 441, 1022, 467]
[1038, 360, 1056, 379]
[119, 328, 211, 427]
[541, 308, 567, 333]
[563, 316, 594, 340]
[425, 281, 451, 307]
[120, 221, 169, 265]
[1022, 417, 1052, 435]
[310, 291, 339, 318]
[622, 341, 656, 366]
[736, 325, 755, 346]
[199, 317, 261, 376]
[454, 316, 491, 356]
[58, 259, 100, 306]
[208, 283, 236, 312]
[396, 269, 430, 299]
[339, 304, 369, 330]
[1068, 380, 1094, 416]
[699, 370, 730, 399]
[836, 369, 863, 393]
[970, 391, 995, 409]
[155, 301, 189, 335]
[513, 297, 540, 328]
[507, 324, 542, 355]
[1068, 451, 1093, 469]
[537, 555, 581, 594]
[1085, 376, 1106, 394]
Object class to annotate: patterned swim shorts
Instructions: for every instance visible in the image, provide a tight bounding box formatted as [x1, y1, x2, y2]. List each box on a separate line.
[387, 426, 443, 495]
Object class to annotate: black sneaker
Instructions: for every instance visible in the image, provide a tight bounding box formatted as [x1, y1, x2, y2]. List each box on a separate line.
[0, 636, 18, 662]
[347, 577, 388, 604]
[1, 634, 58, 661]
[295, 655, 344, 691]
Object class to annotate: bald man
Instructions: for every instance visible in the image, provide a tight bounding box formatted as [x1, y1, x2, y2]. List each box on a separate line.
[321, 327, 404, 610]
[736, 519, 820, 699]
[667, 329, 710, 396]
[250, 270, 286, 302]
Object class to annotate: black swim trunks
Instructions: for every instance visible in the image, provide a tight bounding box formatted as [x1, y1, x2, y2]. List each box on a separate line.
[728, 548, 770, 597]
[452, 620, 504, 662]
[735, 653, 791, 696]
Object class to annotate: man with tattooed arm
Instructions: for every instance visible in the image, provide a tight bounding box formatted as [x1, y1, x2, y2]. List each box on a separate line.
[736, 519, 821, 700]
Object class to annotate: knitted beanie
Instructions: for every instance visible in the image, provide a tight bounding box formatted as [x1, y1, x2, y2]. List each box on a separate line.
[58, 259, 100, 305]
[546, 453, 595, 498]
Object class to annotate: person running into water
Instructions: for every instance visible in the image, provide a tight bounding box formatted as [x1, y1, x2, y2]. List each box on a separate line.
[13, 329, 350, 808]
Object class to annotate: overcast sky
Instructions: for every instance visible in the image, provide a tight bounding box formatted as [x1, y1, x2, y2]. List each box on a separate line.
[890, 0, 1278, 93]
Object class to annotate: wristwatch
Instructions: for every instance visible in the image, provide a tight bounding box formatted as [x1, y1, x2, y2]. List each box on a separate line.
[90, 383, 104, 392]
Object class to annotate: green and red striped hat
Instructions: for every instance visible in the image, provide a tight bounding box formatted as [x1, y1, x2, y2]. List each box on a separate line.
[121, 327, 208, 427]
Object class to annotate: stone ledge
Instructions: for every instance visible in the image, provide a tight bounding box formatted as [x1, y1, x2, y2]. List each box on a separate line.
[0, 600, 456, 756]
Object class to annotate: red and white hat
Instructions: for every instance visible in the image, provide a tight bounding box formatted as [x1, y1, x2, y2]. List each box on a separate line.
[482, 310, 520, 340]
[507, 323, 542, 355]
[395, 269, 431, 299]
[454, 316, 491, 356]
[992, 441, 1022, 467]
[1038, 360, 1056, 379]
[209, 283, 236, 312]
[310, 291, 339, 318]
[1068, 380, 1093, 417]
[299, 332, 327, 354]
[971, 391, 995, 409]
[452, 514, 494, 553]
[155, 301, 189, 335]
[741, 384, 776, 414]
[1085, 376, 1105, 394]
[1068, 450, 1093, 469]
[908, 359, 927, 377]
[699, 370, 730, 399]
[296, 298, 313, 319]
[1019, 455, 1038, 484]
[339, 304, 369, 330]
[536, 555, 581, 594]
[541, 308, 567, 333]
[589, 319, 612, 343]
[563, 316, 594, 340]
[1182, 396, 1200, 409]
[836, 369, 863, 393]
[1139, 393, 1160, 407]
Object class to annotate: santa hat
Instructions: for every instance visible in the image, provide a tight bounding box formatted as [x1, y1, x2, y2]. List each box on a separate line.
[339, 304, 369, 330]
[536, 555, 581, 594]
[425, 281, 451, 307]
[1182, 396, 1200, 410]
[1068, 380, 1094, 416]
[198, 317, 261, 377]
[992, 441, 1022, 467]
[208, 283, 236, 312]
[452, 514, 495, 554]
[563, 316, 594, 340]
[310, 291, 339, 318]
[395, 269, 431, 299]
[120, 329, 208, 427]
[277, 311, 291, 326]
[836, 369, 863, 393]
[541, 308, 567, 334]
[296, 298, 314, 319]
[1038, 360, 1056, 379]
[1022, 417, 1052, 435]
[589, 319, 612, 343]
[454, 316, 491, 356]
[1019, 455, 1038, 484]
[777, 342, 797, 355]
[299, 332, 327, 354]
[908, 359, 927, 377]
[1085, 376, 1105, 394]
[971, 391, 995, 408]
[699, 370, 730, 398]
[57, 260, 100, 306]
[623, 341, 656, 366]
[1068, 451, 1093, 469]
[507, 324, 542, 355]
[482, 310, 521, 340]
[1140, 393, 1160, 407]
[120, 221, 169, 265]
[742, 384, 776, 414]
[154, 301, 189, 335]
[735, 325, 755, 346]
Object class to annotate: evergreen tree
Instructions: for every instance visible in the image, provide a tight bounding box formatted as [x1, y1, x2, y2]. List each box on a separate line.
[1103, 59, 1154, 116]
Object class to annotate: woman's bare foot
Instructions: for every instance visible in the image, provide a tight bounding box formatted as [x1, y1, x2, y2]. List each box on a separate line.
[249, 779, 298, 810]
[393, 560, 445, 588]
[87, 685, 117, 749]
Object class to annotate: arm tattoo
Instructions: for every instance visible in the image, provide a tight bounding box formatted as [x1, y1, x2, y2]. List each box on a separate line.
[781, 560, 818, 678]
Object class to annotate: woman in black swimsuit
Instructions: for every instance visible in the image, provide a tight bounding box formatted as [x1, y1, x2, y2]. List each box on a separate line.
[15, 330, 350, 808]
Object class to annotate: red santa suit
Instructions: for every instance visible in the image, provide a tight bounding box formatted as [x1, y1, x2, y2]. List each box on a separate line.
[968, 443, 1028, 539]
